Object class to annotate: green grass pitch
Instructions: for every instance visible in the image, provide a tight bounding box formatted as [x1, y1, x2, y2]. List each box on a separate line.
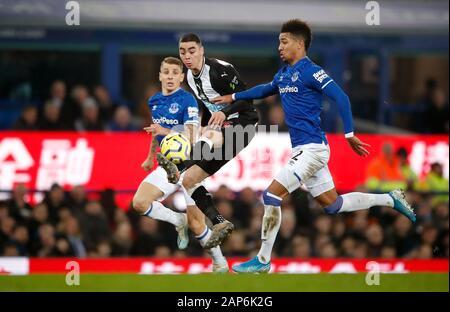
[0, 273, 448, 292]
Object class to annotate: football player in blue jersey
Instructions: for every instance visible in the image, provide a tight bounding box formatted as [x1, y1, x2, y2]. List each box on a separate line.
[132, 57, 228, 272]
[213, 19, 416, 273]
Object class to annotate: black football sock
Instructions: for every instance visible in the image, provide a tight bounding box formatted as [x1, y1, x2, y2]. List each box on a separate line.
[191, 186, 226, 225]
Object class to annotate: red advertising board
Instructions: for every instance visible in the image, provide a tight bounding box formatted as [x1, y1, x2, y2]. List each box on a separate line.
[0, 132, 448, 207]
[0, 257, 447, 275]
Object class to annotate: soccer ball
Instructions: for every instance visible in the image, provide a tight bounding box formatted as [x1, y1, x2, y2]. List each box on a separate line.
[160, 132, 191, 164]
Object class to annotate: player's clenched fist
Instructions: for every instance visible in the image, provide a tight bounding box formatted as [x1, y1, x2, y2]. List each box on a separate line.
[141, 158, 153, 171]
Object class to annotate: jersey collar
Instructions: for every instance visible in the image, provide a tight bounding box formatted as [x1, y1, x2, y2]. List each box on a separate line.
[162, 87, 181, 97]
[291, 56, 310, 69]
[192, 57, 206, 79]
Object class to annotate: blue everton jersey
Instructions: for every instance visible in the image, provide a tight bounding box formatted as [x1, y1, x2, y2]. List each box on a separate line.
[272, 57, 333, 147]
[148, 88, 199, 143]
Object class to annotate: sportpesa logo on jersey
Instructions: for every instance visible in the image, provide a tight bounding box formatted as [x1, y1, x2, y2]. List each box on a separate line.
[279, 86, 299, 94]
[152, 117, 179, 125]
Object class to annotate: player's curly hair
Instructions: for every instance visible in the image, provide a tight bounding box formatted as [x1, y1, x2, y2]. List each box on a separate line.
[281, 19, 312, 50]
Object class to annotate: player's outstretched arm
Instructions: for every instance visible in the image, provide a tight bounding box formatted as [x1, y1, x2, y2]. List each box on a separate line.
[182, 124, 198, 145]
[212, 82, 277, 104]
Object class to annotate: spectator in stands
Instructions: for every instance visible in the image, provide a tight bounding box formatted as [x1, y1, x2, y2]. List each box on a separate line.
[2, 242, 20, 257]
[131, 218, 163, 256]
[267, 104, 288, 132]
[423, 87, 449, 134]
[66, 185, 88, 216]
[32, 223, 56, 257]
[255, 94, 279, 126]
[366, 142, 406, 192]
[79, 201, 111, 251]
[48, 80, 67, 108]
[108, 105, 138, 131]
[136, 84, 159, 127]
[43, 184, 67, 224]
[233, 187, 259, 228]
[63, 216, 87, 258]
[51, 234, 76, 257]
[396, 147, 418, 190]
[12, 105, 38, 131]
[111, 221, 133, 256]
[421, 163, 449, 205]
[38, 100, 64, 130]
[290, 235, 311, 258]
[94, 85, 118, 123]
[60, 85, 89, 129]
[223, 230, 248, 257]
[0, 202, 9, 222]
[74, 98, 105, 131]
[276, 208, 297, 256]
[365, 223, 384, 257]
[28, 203, 50, 238]
[7, 183, 32, 223]
[0, 216, 15, 254]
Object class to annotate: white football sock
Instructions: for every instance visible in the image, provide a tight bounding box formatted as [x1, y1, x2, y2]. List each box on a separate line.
[181, 185, 196, 206]
[208, 247, 224, 263]
[195, 226, 223, 262]
[195, 226, 211, 248]
[339, 192, 394, 213]
[143, 201, 185, 227]
[257, 205, 282, 264]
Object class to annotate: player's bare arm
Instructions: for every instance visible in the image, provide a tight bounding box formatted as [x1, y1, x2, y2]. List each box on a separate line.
[141, 135, 159, 171]
[211, 94, 233, 105]
[183, 123, 198, 144]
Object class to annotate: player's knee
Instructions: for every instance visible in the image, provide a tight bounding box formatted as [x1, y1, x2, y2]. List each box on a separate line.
[182, 175, 198, 190]
[132, 196, 151, 214]
[262, 189, 282, 207]
[323, 196, 343, 215]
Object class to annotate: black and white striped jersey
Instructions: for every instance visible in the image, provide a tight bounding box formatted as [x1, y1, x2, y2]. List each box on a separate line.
[186, 57, 258, 127]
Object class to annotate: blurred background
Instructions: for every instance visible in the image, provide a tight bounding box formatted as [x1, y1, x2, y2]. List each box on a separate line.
[0, 0, 448, 266]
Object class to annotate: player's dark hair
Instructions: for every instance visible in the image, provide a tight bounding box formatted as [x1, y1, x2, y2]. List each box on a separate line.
[281, 19, 312, 50]
[179, 33, 202, 46]
[161, 57, 183, 70]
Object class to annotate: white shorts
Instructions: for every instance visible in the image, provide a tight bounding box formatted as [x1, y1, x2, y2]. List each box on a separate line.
[142, 167, 204, 202]
[274, 142, 335, 197]
[142, 166, 180, 201]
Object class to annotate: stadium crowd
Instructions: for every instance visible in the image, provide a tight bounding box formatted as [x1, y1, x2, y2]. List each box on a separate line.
[0, 174, 448, 259]
[9, 80, 449, 134]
